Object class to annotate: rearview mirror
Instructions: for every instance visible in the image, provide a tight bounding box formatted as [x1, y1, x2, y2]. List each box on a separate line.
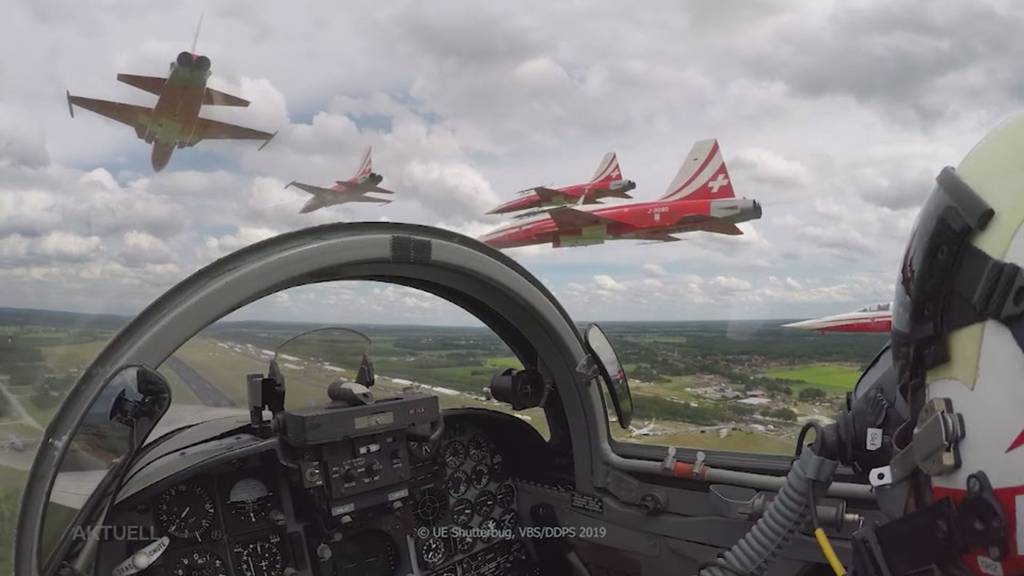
[584, 324, 633, 428]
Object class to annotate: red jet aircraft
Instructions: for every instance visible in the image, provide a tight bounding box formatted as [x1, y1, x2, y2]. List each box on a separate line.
[66, 25, 276, 172]
[480, 139, 761, 249]
[782, 303, 892, 333]
[286, 146, 394, 214]
[487, 152, 637, 215]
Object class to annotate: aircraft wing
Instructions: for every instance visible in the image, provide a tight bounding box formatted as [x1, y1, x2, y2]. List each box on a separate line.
[548, 206, 614, 229]
[636, 233, 682, 243]
[116, 74, 166, 96]
[203, 87, 250, 107]
[696, 221, 743, 235]
[286, 181, 334, 196]
[188, 117, 276, 146]
[67, 93, 152, 137]
[366, 186, 395, 195]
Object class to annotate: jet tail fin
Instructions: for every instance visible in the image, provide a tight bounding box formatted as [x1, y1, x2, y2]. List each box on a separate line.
[590, 152, 622, 183]
[353, 146, 373, 179]
[660, 139, 735, 202]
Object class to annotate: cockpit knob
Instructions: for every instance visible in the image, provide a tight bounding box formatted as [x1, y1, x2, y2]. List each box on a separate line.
[316, 543, 333, 561]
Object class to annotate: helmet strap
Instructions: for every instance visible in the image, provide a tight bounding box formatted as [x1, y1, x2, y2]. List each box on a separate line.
[949, 242, 1024, 350]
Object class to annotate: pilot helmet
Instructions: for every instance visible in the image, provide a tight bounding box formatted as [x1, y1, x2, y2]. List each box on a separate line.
[890, 114, 1024, 575]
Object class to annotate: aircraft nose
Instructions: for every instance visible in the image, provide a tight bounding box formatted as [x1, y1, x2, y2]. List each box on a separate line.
[753, 200, 762, 218]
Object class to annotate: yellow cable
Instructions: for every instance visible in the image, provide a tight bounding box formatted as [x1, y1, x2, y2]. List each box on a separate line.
[814, 527, 847, 576]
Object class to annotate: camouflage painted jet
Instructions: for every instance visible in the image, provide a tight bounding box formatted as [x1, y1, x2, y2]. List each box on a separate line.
[480, 139, 761, 249]
[65, 28, 276, 171]
[286, 146, 394, 214]
[487, 152, 636, 216]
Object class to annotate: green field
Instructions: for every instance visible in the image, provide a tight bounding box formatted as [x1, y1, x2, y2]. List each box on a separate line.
[763, 363, 861, 393]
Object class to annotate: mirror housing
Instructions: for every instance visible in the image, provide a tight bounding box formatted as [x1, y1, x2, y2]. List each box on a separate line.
[584, 323, 633, 428]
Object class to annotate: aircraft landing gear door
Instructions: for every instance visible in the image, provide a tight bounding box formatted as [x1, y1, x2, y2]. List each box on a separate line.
[584, 323, 633, 429]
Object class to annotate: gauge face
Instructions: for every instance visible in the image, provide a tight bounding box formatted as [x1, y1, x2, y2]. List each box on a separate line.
[414, 487, 449, 525]
[478, 517, 500, 544]
[470, 464, 491, 489]
[156, 481, 216, 540]
[419, 536, 447, 567]
[228, 478, 273, 524]
[170, 549, 228, 576]
[499, 509, 518, 532]
[446, 470, 469, 498]
[467, 434, 491, 462]
[231, 534, 284, 576]
[334, 530, 398, 576]
[496, 482, 516, 509]
[443, 440, 467, 469]
[474, 490, 496, 518]
[455, 533, 475, 554]
[451, 498, 474, 526]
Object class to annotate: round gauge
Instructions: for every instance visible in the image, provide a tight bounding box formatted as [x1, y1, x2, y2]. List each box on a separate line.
[470, 464, 491, 489]
[231, 534, 284, 576]
[478, 517, 500, 544]
[170, 549, 228, 576]
[408, 440, 434, 462]
[228, 478, 273, 524]
[419, 536, 447, 567]
[443, 440, 467, 469]
[496, 482, 516, 509]
[156, 481, 216, 540]
[446, 470, 469, 498]
[468, 434, 491, 462]
[499, 509, 518, 532]
[474, 490, 496, 518]
[451, 498, 474, 526]
[334, 530, 398, 576]
[455, 533, 475, 554]
[414, 487, 449, 525]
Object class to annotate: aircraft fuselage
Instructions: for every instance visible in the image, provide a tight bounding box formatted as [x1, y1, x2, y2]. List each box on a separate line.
[481, 196, 761, 249]
[145, 54, 211, 170]
[489, 179, 636, 215]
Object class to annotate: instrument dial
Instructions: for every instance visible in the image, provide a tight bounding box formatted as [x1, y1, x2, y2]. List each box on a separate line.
[414, 487, 449, 525]
[156, 481, 216, 540]
[499, 509, 518, 532]
[474, 490, 496, 519]
[470, 464, 491, 489]
[170, 549, 227, 576]
[443, 440, 467, 469]
[446, 470, 469, 498]
[467, 434, 490, 462]
[478, 517, 500, 544]
[496, 482, 516, 509]
[228, 478, 273, 524]
[419, 536, 447, 567]
[455, 533, 475, 554]
[451, 498, 474, 526]
[231, 534, 284, 576]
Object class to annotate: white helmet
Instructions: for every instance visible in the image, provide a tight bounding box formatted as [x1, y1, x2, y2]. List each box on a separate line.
[890, 115, 1024, 575]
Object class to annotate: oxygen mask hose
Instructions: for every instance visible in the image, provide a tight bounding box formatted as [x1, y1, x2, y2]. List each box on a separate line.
[698, 429, 840, 576]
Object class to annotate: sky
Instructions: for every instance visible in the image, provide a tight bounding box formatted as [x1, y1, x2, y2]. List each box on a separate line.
[1, 0, 1022, 325]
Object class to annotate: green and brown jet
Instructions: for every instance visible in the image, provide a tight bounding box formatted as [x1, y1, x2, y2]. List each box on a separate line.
[66, 49, 277, 171]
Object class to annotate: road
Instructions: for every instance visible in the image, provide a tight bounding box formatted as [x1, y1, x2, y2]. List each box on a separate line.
[0, 375, 42, 430]
[162, 356, 238, 408]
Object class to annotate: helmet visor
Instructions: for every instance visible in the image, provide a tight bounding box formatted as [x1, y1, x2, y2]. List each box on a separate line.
[892, 167, 993, 368]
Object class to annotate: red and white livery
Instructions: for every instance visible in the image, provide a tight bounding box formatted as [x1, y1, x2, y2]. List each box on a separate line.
[782, 302, 892, 333]
[487, 152, 637, 215]
[287, 146, 394, 214]
[480, 139, 762, 249]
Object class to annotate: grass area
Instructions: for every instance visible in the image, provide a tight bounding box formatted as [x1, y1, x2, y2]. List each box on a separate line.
[38, 338, 108, 377]
[0, 465, 28, 575]
[611, 427, 794, 455]
[763, 363, 861, 394]
[156, 364, 201, 405]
